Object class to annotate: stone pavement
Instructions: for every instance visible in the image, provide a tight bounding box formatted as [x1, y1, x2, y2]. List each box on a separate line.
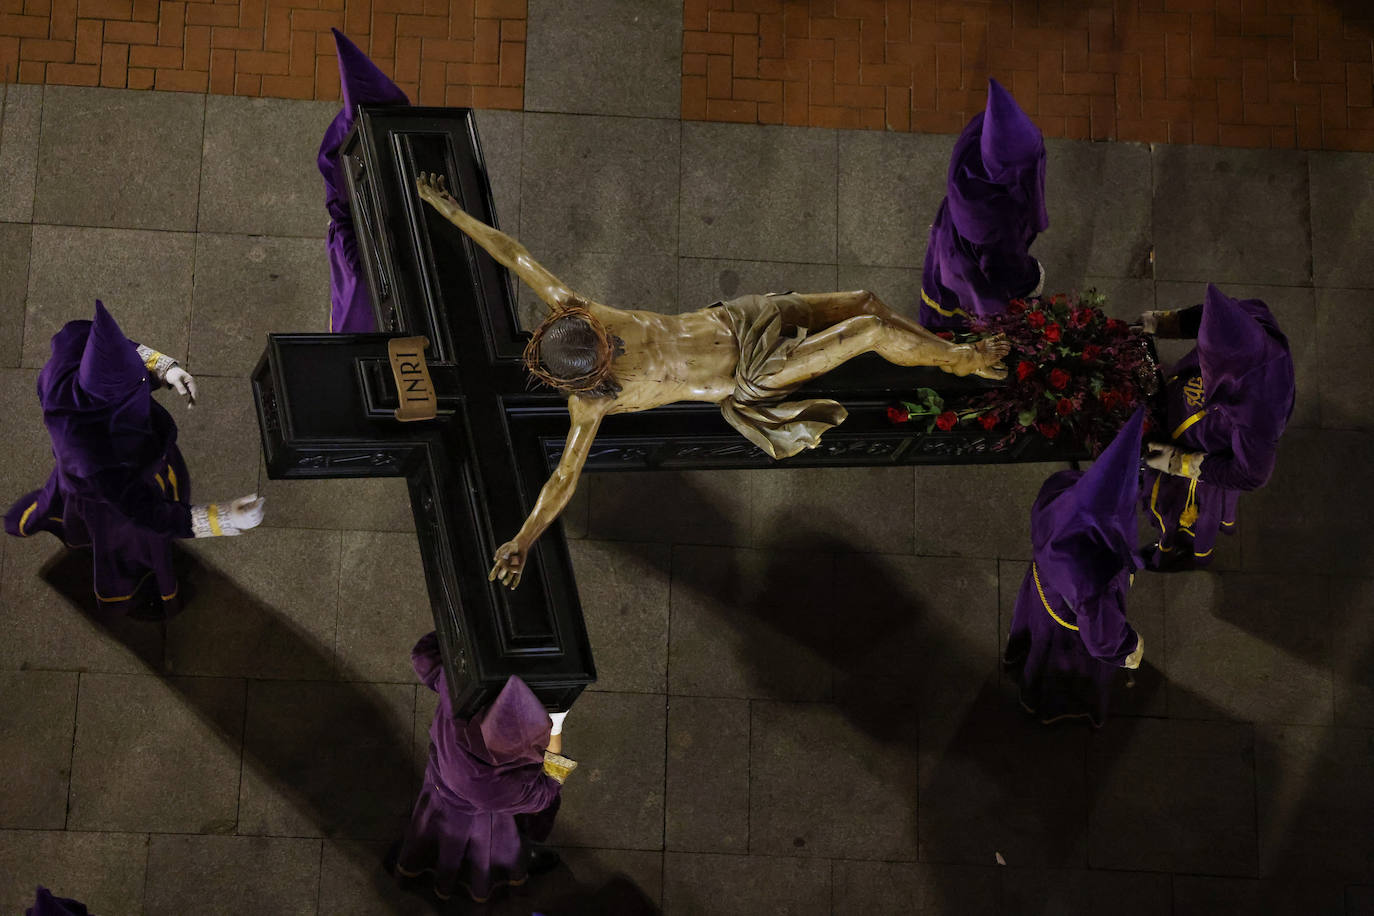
[2, 21, 1374, 916]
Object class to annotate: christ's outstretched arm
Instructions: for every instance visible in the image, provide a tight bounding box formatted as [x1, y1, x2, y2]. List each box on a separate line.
[489, 393, 610, 589]
[417, 172, 575, 314]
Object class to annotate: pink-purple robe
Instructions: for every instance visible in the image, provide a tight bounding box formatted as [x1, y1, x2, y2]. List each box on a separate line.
[27, 887, 90, 916]
[396, 633, 563, 903]
[4, 302, 191, 618]
[920, 77, 1048, 330]
[318, 29, 409, 333]
[1004, 408, 1145, 728]
[1143, 285, 1295, 570]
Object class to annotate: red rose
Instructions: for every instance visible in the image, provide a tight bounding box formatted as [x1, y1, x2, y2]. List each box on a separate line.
[1008, 299, 1027, 315]
[1051, 293, 1067, 306]
[1016, 360, 1035, 381]
[1106, 318, 1128, 335]
[886, 406, 909, 424]
[1048, 368, 1070, 390]
[978, 412, 1000, 430]
[1056, 397, 1075, 416]
[1070, 307, 1094, 328]
[935, 410, 958, 431]
[1044, 323, 1062, 342]
[1038, 420, 1061, 439]
[1026, 310, 1046, 329]
[1100, 390, 1124, 410]
[935, 330, 954, 340]
[1081, 344, 1102, 361]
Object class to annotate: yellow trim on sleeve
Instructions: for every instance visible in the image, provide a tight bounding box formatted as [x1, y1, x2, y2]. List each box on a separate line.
[921, 288, 970, 320]
[142, 349, 163, 371]
[1148, 475, 1167, 535]
[208, 503, 223, 537]
[17, 501, 37, 536]
[1032, 563, 1079, 631]
[1193, 547, 1214, 558]
[154, 473, 165, 493]
[1171, 408, 1208, 441]
[167, 465, 179, 501]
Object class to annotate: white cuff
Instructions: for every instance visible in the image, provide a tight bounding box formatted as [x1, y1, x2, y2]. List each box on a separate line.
[136, 344, 179, 384]
[190, 504, 224, 538]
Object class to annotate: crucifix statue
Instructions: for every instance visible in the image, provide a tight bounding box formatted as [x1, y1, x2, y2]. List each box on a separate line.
[415, 173, 1011, 589]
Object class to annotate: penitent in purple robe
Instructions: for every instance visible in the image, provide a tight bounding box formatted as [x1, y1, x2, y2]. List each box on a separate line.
[920, 78, 1048, 330]
[1004, 408, 1145, 728]
[27, 887, 91, 916]
[1143, 284, 1295, 570]
[4, 302, 192, 618]
[396, 633, 563, 903]
[318, 28, 409, 333]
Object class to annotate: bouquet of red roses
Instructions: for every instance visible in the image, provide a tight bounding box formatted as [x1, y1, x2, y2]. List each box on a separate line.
[889, 290, 1158, 455]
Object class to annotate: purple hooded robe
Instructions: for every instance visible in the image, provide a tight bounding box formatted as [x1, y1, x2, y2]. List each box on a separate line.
[396, 633, 563, 902]
[920, 78, 1048, 330]
[27, 887, 91, 916]
[318, 28, 409, 333]
[3, 302, 192, 618]
[1004, 408, 1146, 728]
[1143, 285, 1295, 570]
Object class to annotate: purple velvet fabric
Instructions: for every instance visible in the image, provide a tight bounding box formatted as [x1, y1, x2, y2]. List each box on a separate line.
[920, 78, 1048, 329]
[27, 887, 91, 916]
[397, 633, 562, 902]
[319, 28, 409, 333]
[26, 889, 90, 916]
[3, 302, 192, 617]
[1004, 409, 1145, 727]
[1143, 285, 1295, 570]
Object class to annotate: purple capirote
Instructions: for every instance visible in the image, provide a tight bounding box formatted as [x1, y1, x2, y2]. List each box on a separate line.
[920, 77, 1048, 329]
[4, 301, 192, 618]
[1004, 407, 1146, 727]
[318, 28, 409, 333]
[395, 632, 563, 902]
[1143, 284, 1295, 570]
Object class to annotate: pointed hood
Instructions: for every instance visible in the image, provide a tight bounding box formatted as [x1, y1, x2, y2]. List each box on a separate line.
[334, 28, 409, 115]
[77, 301, 146, 405]
[1196, 284, 1295, 437]
[943, 78, 1049, 248]
[319, 29, 409, 335]
[980, 77, 1049, 235]
[1031, 408, 1146, 595]
[459, 676, 551, 768]
[981, 79, 1042, 179]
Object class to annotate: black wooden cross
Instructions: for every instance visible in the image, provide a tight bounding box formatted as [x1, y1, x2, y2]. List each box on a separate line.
[252, 106, 1083, 717]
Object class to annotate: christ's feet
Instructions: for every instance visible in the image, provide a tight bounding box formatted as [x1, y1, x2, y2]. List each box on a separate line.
[941, 334, 1009, 379]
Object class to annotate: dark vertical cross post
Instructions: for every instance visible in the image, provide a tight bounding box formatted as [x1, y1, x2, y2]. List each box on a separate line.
[253, 107, 596, 718]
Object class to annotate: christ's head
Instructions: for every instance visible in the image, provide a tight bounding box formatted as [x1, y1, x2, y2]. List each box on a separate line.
[524, 299, 623, 398]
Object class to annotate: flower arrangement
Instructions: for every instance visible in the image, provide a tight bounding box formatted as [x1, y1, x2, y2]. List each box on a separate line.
[888, 290, 1159, 455]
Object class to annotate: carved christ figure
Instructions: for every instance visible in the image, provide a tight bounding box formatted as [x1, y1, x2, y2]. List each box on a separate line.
[416, 174, 1010, 589]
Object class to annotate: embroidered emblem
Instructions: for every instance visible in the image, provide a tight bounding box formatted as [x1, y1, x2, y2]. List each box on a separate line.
[1183, 374, 1205, 408]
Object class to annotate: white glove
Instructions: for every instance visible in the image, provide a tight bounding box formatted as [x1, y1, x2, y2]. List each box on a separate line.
[166, 366, 198, 407]
[549, 710, 568, 735]
[191, 495, 266, 537]
[1139, 311, 1161, 334]
[1146, 442, 1204, 479]
[1123, 634, 1144, 669]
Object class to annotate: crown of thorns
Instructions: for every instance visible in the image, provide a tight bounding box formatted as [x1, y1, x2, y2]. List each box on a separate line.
[522, 300, 622, 396]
